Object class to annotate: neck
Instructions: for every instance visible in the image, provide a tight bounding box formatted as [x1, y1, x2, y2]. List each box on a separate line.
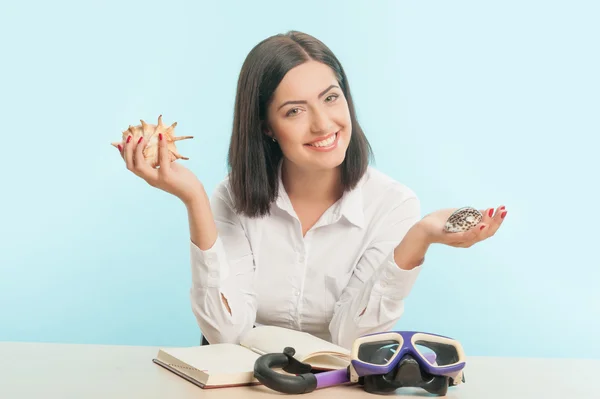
[281, 159, 343, 204]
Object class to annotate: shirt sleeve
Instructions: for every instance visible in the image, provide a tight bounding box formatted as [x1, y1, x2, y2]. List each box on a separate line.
[328, 195, 423, 349]
[188, 182, 257, 345]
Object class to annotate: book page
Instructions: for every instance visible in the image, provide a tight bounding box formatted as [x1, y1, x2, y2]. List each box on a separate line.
[239, 326, 351, 368]
[303, 352, 351, 370]
[159, 343, 260, 374]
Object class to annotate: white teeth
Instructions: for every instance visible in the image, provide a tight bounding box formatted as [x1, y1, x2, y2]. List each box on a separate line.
[309, 133, 336, 147]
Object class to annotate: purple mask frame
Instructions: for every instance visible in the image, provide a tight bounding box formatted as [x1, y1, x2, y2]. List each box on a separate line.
[348, 331, 465, 382]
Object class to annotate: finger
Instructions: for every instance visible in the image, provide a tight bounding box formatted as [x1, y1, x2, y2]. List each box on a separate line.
[158, 132, 171, 171]
[131, 136, 159, 184]
[133, 136, 144, 167]
[473, 207, 495, 241]
[473, 222, 489, 242]
[481, 207, 494, 225]
[133, 136, 151, 174]
[124, 134, 135, 171]
[114, 143, 124, 159]
[132, 135, 143, 166]
[111, 142, 124, 159]
[487, 205, 507, 237]
[456, 223, 488, 247]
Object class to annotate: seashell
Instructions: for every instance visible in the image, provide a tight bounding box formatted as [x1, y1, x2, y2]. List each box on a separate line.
[444, 207, 483, 233]
[111, 115, 193, 168]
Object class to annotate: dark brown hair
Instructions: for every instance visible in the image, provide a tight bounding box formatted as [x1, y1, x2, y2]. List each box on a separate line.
[227, 30, 373, 218]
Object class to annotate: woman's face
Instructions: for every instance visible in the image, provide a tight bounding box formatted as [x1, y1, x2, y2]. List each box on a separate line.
[265, 60, 352, 172]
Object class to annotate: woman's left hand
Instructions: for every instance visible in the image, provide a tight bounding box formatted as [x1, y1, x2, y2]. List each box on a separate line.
[418, 205, 507, 248]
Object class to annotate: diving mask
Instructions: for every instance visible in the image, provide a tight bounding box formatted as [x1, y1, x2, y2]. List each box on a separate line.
[253, 330, 466, 396]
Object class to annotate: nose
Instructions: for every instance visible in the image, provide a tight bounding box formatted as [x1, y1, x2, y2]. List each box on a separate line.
[309, 106, 334, 135]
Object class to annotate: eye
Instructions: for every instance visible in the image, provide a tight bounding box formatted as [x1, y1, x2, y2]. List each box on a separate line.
[286, 108, 301, 117]
[325, 94, 339, 102]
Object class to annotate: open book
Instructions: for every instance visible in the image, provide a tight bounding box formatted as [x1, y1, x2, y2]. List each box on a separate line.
[152, 325, 351, 389]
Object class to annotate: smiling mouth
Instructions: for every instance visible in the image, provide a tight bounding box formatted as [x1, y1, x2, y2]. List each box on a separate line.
[305, 132, 338, 148]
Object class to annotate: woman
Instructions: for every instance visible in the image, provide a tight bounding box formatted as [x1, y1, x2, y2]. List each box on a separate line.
[116, 31, 506, 349]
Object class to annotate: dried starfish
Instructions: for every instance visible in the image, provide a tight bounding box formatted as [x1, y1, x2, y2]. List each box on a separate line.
[111, 115, 193, 168]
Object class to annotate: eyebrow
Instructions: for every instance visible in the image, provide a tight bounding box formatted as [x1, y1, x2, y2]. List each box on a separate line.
[277, 84, 339, 111]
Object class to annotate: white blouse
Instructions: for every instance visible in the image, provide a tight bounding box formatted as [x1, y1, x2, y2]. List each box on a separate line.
[189, 165, 423, 350]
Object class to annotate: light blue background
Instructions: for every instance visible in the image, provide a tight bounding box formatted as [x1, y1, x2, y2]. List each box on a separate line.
[1, 0, 598, 359]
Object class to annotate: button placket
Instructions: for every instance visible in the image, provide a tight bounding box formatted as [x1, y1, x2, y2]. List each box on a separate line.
[292, 237, 308, 329]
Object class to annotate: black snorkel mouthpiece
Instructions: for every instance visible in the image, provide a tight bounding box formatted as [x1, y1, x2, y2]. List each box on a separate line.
[253, 347, 318, 394]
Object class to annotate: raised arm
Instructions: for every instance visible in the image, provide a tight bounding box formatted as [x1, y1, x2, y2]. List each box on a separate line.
[187, 182, 257, 345]
[115, 123, 257, 344]
[328, 196, 423, 349]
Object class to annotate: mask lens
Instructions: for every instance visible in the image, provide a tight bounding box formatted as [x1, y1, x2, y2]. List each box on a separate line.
[357, 340, 400, 365]
[415, 344, 438, 365]
[415, 340, 461, 366]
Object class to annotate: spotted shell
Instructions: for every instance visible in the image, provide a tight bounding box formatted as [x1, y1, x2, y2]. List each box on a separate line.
[444, 207, 483, 233]
[111, 115, 193, 168]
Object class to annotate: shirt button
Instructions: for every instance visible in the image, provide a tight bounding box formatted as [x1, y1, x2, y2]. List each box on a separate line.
[294, 290, 299, 296]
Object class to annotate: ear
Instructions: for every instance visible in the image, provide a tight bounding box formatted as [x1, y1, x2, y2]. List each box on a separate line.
[262, 121, 275, 141]
[265, 132, 276, 142]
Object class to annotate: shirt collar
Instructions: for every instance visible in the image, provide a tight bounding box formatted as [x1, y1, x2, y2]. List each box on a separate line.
[274, 162, 295, 218]
[273, 161, 366, 229]
[336, 176, 365, 228]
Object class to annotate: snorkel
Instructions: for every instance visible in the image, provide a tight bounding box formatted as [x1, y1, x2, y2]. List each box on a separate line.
[253, 330, 466, 395]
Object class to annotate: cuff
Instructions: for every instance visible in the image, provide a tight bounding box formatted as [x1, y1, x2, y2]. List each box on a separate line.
[190, 237, 230, 288]
[372, 251, 422, 299]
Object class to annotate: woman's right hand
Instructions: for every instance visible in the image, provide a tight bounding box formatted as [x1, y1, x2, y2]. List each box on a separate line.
[117, 133, 203, 205]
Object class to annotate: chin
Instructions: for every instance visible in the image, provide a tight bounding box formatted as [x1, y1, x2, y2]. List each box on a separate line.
[310, 157, 345, 172]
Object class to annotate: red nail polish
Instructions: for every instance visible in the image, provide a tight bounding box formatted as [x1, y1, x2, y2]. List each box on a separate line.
[126, 136, 132, 143]
[159, 133, 163, 141]
[117, 144, 122, 151]
[138, 136, 143, 144]
[500, 206, 505, 210]
[488, 209, 493, 217]
[501, 211, 507, 219]
[480, 225, 485, 230]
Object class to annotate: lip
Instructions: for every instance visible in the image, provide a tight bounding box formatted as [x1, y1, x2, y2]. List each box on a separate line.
[304, 131, 340, 152]
[306, 131, 338, 145]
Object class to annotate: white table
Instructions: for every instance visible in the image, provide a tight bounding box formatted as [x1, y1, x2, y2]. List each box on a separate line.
[1, 341, 598, 398]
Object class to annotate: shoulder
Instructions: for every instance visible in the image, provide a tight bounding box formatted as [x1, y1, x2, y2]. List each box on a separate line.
[355, 167, 421, 228]
[359, 166, 419, 207]
[211, 175, 232, 198]
[208, 175, 238, 211]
